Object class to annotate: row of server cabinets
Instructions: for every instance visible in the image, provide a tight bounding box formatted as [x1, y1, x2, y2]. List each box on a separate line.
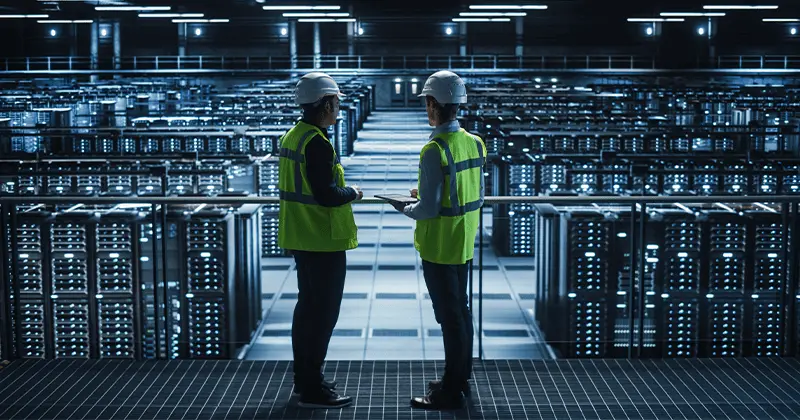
[0, 80, 375, 259]
[459, 82, 800, 258]
[0, 206, 263, 360]
[534, 207, 799, 359]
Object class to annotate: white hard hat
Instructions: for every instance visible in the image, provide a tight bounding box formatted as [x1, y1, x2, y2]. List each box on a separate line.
[418, 70, 467, 104]
[295, 72, 343, 105]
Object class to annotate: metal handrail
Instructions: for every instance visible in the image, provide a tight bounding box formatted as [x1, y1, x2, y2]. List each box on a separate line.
[0, 194, 796, 205]
[0, 54, 656, 72]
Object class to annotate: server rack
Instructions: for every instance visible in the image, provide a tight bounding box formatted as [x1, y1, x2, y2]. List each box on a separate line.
[0, 205, 262, 360]
[534, 207, 792, 358]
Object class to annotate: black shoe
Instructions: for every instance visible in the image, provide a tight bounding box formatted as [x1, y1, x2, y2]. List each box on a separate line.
[297, 387, 353, 409]
[428, 379, 471, 397]
[411, 388, 466, 411]
[293, 379, 337, 395]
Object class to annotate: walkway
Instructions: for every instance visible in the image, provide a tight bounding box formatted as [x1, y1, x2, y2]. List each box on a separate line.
[250, 109, 545, 361]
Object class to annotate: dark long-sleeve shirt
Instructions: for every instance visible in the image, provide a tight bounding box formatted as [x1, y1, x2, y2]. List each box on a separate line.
[305, 134, 358, 207]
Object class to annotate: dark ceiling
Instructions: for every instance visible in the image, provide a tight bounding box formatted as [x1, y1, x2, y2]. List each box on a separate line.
[10, 0, 800, 22]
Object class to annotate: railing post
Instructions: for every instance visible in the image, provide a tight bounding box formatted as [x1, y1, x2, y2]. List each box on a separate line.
[761, 55, 764, 69]
[133, 56, 137, 70]
[471, 56, 474, 69]
[155, 56, 159, 70]
[177, 56, 181, 70]
[586, 56, 590, 69]
[47, 57, 51, 72]
[518, 55, 522, 69]
[540, 56, 544, 69]
[564, 55, 567, 69]
[69, 56, 72, 71]
[403, 56, 406, 69]
[739, 55, 742, 69]
[493, 55, 497, 69]
[198, 56, 202, 69]
[381, 56, 384, 69]
[268, 56, 271, 70]
[336, 56, 339, 69]
[426, 55, 429, 69]
[448, 56, 452, 68]
[630, 56, 634, 69]
[246, 56, 250, 70]
[785, 56, 789, 70]
[221, 56, 225, 69]
[26, 57, 29, 72]
[358, 56, 362, 69]
[608, 55, 612, 69]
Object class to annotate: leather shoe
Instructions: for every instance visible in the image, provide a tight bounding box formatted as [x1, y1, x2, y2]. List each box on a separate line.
[293, 379, 337, 394]
[428, 379, 471, 397]
[411, 388, 466, 410]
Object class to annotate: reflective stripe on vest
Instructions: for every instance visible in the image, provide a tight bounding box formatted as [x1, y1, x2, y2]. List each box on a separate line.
[280, 129, 319, 205]
[433, 134, 485, 217]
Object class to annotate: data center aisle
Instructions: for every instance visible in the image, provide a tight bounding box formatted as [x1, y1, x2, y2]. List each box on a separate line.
[249, 109, 548, 361]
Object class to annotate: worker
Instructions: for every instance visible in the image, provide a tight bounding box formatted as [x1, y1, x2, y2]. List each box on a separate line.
[277, 72, 362, 409]
[391, 70, 486, 410]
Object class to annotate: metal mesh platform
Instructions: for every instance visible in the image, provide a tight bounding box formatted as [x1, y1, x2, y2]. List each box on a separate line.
[0, 359, 799, 419]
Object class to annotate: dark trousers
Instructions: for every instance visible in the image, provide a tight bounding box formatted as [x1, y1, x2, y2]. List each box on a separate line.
[422, 259, 474, 390]
[291, 250, 346, 393]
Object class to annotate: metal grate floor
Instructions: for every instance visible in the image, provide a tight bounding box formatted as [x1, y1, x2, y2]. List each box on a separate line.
[0, 358, 799, 419]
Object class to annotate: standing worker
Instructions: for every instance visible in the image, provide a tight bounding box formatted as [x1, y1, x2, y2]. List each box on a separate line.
[278, 72, 362, 409]
[391, 70, 486, 410]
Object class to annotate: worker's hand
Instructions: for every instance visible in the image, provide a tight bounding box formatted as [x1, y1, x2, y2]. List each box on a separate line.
[391, 202, 406, 213]
[350, 185, 364, 200]
[410, 188, 418, 199]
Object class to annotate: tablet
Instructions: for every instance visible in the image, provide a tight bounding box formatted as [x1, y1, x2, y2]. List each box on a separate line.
[375, 194, 419, 205]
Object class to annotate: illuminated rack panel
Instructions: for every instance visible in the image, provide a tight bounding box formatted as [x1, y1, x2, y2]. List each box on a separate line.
[570, 162, 598, 194]
[753, 302, 781, 356]
[754, 222, 782, 293]
[783, 164, 800, 194]
[569, 300, 606, 357]
[17, 301, 45, 358]
[694, 164, 719, 195]
[51, 224, 88, 293]
[77, 175, 102, 195]
[188, 297, 224, 358]
[664, 221, 701, 292]
[564, 218, 610, 358]
[663, 300, 699, 357]
[664, 163, 689, 195]
[96, 222, 136, 359]
[709, 222, 746, 292]
[570, 220, 608, 291]
[17, 223, 44, 293]
[708, 301, 743, 357]
[105, 175, 133, 195]
[51, 223, 90, 359]
[186, 220, 227, 358]
[259, 161, 282, 257]
[137, 176, 162, 196]
[724, 164, 748, 194]
[198, 164, 225, 195]
[48, 175, 72, 195]
[600, 164, 628, 194]
[168, 164, 194, 195]
[542, 164, 567, 193]
[53, 301, 90, 358]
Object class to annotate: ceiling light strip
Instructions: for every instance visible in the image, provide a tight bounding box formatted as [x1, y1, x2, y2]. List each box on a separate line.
[37, 20, 93, 24]
[263, 5, 341, 11]
[172, 19, 230, 23]
[660, 12, 726, 17]
[703, 5, 778, 9]
[763, 18, 799, 22]
[469, 5, 547, 10]
[139, 13, 204, 18]
[452, 18, 512, 22]
[627, 18, 685, 22]
[297, 18, 356, 22]
[459, 12, 527, 17]
[282, 13, 350, 17]
[96, 6, 171, 11]
[0, 14, 50, 18]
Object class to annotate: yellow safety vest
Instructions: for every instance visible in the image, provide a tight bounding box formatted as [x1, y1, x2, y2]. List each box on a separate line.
[415, 129, 486, 265]
[277, 121, 358, 252]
